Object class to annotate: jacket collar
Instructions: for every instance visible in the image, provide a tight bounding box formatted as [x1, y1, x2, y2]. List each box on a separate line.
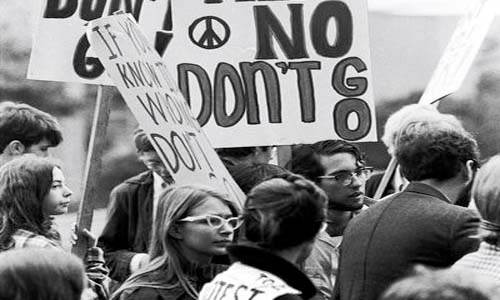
[125, 170, 154, 186]
[227, 244, 317, 299]
[403, 182, 451, 203]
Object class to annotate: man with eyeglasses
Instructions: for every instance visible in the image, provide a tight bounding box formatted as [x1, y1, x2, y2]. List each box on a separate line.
[333, 123, 481, 300]
[287, 140, 374, 300]
[98, 128, 174, 284]
[288, 140, 374, 237]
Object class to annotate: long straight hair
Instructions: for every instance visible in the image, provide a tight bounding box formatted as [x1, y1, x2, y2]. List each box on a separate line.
[0, 155, 61, 250]
[111, 184, 239, 300]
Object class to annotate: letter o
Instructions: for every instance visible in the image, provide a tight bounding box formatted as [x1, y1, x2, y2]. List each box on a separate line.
[333, 98, 371, 141]
[170, 132, 196, 171]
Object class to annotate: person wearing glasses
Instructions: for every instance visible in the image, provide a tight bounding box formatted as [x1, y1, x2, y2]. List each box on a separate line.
[110, 184, 241, 300]
[333, 124, 481, 300]
[199, 173, 327, 300]
[286, 140, 374, 300]
[287, 140, 374, 238]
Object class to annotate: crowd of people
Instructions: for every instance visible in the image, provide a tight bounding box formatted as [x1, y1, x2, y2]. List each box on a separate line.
[1, 100, 500, 300]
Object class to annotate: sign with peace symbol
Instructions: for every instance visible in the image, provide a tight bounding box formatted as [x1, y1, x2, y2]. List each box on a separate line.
[188, 16, 231, 49]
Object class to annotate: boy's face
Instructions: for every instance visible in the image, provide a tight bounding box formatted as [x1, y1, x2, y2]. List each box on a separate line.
[25, 138, 53, 157]
[139, 150, 170, 181]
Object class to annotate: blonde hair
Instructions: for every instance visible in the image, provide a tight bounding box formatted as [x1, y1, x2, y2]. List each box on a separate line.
[382, 104, 464, 155]
[472, 155, 500, 245]
[111, 184, 239, 300]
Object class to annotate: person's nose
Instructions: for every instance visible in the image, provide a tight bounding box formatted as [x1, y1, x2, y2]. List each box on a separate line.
[64, 185, 73, 197]
[350, 174, 363, 188]
[219, 221, 234, 235]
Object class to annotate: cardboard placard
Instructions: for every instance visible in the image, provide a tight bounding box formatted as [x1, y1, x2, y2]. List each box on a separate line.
[87, 13, 245, 206]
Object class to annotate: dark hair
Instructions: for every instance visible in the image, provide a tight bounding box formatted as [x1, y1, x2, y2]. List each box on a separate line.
[133, 128, 155, 153]
[244, 173, 327, 250]
[231, 163, 289, 194]
[0, 156, 61, 250]
[0, 101, 62, 153]
[396, 129, 479, 181]
[286, 140, 366, 183]
[216, 147, 269, 159]
[380, 265, 500, 300]
[0, 249, 85, 300]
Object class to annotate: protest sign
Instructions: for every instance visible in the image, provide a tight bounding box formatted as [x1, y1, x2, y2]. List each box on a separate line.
[30, 0, 376, 147]
[419, 0, 497, 105]
[86, 13, 245, 205]
[166, 0, 377, 146]
[28, 0, 172, 84]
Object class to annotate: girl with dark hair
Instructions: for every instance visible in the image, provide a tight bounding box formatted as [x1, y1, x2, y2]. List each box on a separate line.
[111, 184, 241, 300]
[199, 173, 328, 300]
[0, 155, 109, 299]
[0, 155, 71, 250]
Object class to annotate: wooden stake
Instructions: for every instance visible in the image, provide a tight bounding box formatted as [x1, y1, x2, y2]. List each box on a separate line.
[71, 86, 113, 258]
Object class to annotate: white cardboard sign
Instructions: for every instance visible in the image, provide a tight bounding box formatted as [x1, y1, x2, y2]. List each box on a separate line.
[30, 0, 376, 147]
[419, 0, 497, 104]
[86, 13, 245, 206]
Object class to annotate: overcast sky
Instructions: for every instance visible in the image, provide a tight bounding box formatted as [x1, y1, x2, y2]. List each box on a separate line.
[368, 0, 498, 15]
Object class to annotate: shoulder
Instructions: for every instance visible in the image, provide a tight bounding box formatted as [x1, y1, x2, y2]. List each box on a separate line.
[119, 287, 163, 300]
[12, 229, 62, 250]
[112, 171, 153, 193]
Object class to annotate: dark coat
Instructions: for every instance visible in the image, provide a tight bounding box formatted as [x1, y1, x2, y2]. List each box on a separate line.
[98, 171, 155, 282]
[333, 182, 480, 300]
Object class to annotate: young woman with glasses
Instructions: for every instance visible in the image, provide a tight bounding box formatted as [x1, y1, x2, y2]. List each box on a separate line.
[199, 173, 327, 300]
[111, 184, 241, 300]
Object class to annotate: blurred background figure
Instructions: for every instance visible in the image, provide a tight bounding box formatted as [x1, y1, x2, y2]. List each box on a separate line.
[453, 154, 500, 281]
[380, 266, 500, 300]
[111, 184, 240, 300]
[230, 162, 289, 194]
[199, 174, 327, 300]
[0, 248, 96, 300]
[98, 128, 174, 284]
[216, 146, 275, 178]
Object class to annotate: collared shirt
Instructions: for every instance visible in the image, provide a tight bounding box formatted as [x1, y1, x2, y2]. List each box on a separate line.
[303, 230, 342, 300]
[12, 229, 62, 250]
[152, 171, 169, 224]
[392, 165, 408, 193]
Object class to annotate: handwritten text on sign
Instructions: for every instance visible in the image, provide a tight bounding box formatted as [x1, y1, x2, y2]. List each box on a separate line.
[86, 13, 245, 206]
[167, 0, 377, 146]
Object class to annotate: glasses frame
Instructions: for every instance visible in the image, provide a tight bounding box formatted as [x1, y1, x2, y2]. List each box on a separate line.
[317, 166, 374, 186]
[178, 215, 243, 230]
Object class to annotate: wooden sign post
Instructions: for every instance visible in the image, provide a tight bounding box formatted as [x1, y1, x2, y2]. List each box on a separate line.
[71, 86, 113, 258]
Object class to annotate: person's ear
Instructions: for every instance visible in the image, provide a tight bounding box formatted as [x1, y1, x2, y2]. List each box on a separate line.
[169, 223, 184, 240]
[5, 140, 26, 156]
[463, 160, 476, 183]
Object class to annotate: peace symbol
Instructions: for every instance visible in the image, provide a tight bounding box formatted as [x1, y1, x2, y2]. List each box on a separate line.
[189, 16, 230, 50]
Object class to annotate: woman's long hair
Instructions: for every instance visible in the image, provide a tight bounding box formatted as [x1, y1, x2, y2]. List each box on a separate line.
[0, 156, 60, 250]
[112, 184, 239, 300]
